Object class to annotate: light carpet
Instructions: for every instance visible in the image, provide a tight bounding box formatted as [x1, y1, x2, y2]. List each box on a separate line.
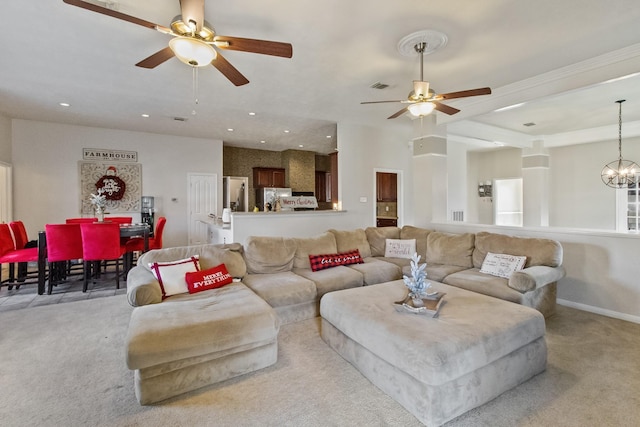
[1, 295, 639, 427]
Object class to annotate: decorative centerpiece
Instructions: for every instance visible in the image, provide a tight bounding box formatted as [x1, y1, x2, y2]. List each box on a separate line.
[90, 191, 107, 222]
[395, 253, 445, 317]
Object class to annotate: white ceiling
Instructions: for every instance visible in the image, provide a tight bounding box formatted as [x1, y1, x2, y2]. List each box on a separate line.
[2, 0, 640, 154]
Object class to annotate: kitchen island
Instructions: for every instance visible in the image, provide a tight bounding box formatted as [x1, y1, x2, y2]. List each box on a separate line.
[207, 210, 352, 245]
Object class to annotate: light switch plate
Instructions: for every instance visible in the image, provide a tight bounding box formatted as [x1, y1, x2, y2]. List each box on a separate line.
[359, 197, 367, 203]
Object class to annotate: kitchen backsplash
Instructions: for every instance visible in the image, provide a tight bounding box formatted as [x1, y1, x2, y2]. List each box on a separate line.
[376, 202, 397, 218]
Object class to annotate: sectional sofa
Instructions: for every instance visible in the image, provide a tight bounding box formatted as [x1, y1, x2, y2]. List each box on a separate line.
[124, 225, 564, 405]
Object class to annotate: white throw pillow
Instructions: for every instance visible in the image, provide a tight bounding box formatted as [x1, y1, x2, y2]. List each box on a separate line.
[384, 239, 416, 259]
[149, 256, 200, 298]
[480, 252, 526, 279]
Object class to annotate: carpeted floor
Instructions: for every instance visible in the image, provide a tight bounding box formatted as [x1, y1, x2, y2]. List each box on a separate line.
[1, 295, 639, 427]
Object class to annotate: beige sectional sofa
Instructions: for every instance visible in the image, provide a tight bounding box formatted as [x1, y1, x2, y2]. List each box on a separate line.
[125, 225, 565, 404]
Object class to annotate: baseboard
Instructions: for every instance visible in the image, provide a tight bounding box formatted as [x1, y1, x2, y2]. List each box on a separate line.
[557, 299, 640, 324]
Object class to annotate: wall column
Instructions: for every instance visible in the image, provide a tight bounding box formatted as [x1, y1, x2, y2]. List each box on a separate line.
[412, 116, 447, 226]
[522, 140, 549, 227]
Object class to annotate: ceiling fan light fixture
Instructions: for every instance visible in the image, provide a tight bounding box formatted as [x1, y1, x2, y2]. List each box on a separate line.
[408, 102, 435, 117]
[169, 36, 216, 67]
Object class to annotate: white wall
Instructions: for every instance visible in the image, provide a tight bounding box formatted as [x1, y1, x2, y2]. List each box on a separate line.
[336, 123, 414, 228]
[11, 120, 223, 248]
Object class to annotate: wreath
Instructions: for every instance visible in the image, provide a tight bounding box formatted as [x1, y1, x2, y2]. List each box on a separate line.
[95, 175, 126, 201]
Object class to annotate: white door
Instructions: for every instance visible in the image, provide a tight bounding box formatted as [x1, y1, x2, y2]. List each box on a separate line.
[188, 173, 217, 245]
[0, 163, 12, 224]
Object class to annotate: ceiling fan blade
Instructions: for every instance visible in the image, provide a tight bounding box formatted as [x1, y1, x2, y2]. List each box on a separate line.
[212, 52, 250, 86]
[361, 100, 404, 104]
[135, 46, 175, 69]
[62, 0, 171, 33]
[388, 107, 409, 119]
[437, 87, 492, 100]
[214, 36, 293, 58]
[432, 101, 460, 115]
[179, 0, 205, 32]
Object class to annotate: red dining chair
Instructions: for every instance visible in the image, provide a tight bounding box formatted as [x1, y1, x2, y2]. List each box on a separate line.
[9, 220, 38, 283]
[0, 223, 39, 289]
[66, 218, 98, 224]
[45, 223, 84, 295]
[80, 222, 125, 292]
[104, 216, 133, 225]
[125, 216, 166, 253]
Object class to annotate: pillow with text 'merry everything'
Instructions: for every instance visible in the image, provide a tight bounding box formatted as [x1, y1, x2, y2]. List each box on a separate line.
[185, 264, 233, 294]
[479, 252, 527, 279]
[309, 250, 364, 272]
[149, 256, 200, 299]
[384, 238, 416, 259]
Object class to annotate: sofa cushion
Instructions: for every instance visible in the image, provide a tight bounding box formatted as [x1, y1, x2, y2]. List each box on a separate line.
[244, 236, 297, 274]
[138, 243, 246, 279]
[309, 250, 364, 271]
[400, 226, 433, 259]
[426, 232, 475, 268]
[242, 271, 317, 308]
[293, 266, 364, 298]
[443, 268, 525, 304]
[329, 228, 372, 258]
[424, 263, 469, 283]
[365, 226, 400, 257]
[149, 256, 200, 299]
[347, 257, 402, 286]
[472, 231, 563, 269]
[293, 232, 337, 269]
[126, 282, 279, 370]
[185, 264, 233, 294]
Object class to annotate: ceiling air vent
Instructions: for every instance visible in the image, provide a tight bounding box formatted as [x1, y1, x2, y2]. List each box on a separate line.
[174, 117, 187, 122]
[523, 122, 536, 127]
[370, 81, 389, 90]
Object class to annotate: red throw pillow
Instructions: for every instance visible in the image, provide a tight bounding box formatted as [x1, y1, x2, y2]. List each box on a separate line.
[184, 264, 233, 294]
[309, 249, 364, 272]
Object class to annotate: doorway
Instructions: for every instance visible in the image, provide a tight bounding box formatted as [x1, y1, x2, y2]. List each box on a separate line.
[0, 162, 12, 224]
[374, 170, 401, 227]
[188, 173, 217, 245]
[494, 178, 523, 226]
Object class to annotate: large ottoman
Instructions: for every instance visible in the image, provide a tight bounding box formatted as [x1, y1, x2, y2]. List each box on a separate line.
[126, 282, 280, 404]
[320, 280, 546, 426]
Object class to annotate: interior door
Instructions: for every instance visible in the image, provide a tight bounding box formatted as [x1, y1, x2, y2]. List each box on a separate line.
[188, 173, 217, 245]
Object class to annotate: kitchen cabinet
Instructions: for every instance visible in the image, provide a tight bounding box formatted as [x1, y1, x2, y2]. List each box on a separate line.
[376, 172, 397, 202]
[376, 217, 398, 227]
[329, 152, 338, 204]
[315, 171, 329, 202]
[253, 167, 286, 188]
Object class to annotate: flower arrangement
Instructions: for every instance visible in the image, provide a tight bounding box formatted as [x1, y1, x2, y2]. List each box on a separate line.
[90, 190, 107, 217]
[402, 252, 431, 299]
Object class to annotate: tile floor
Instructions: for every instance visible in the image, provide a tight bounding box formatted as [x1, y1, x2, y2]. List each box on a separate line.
[0, 264, 127, 312]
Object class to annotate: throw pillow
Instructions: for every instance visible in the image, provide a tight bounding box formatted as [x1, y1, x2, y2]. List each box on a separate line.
[479, 252, 527, 279]
[384, 238, 416, 259]
[185, 264, 233, 294]
[309, 250, 364, 272]
[149, 256, 200, 299]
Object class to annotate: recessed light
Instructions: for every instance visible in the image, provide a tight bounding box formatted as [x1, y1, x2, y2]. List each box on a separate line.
[59, 102, 70, 107]
[260, 140, 266, 144]
[248, 112, 256, 116]
[326, 135, 332, 139]
[227, 128, 234, 132]
[141, 114, 149, 118]
[298, 144, 304, 148]
[284, 129, 290, 133]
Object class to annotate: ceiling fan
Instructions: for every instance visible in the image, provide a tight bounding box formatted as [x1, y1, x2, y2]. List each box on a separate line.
[62, 0, 293, 86]
[361, 42, 491, 119]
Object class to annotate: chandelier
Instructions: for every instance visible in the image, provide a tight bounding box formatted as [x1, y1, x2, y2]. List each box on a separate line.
[601, 100, 639, 188]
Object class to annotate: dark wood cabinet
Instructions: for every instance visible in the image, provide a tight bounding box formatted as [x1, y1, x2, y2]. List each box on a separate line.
[315, 171, 328, 202]
[329, 152, 338, 204]
[253, 167, 286, 188]
[376, 217, 398, 227]
[376, 172, 397, 202]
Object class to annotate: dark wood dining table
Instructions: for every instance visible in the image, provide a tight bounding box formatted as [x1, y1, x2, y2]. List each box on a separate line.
[37, 223, 150, 295]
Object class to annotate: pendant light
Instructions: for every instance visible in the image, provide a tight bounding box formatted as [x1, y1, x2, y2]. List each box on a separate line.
[601, 100, 639, 188]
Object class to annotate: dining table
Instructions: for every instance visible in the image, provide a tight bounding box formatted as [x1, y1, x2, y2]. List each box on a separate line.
[37, 223, 150, 295]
